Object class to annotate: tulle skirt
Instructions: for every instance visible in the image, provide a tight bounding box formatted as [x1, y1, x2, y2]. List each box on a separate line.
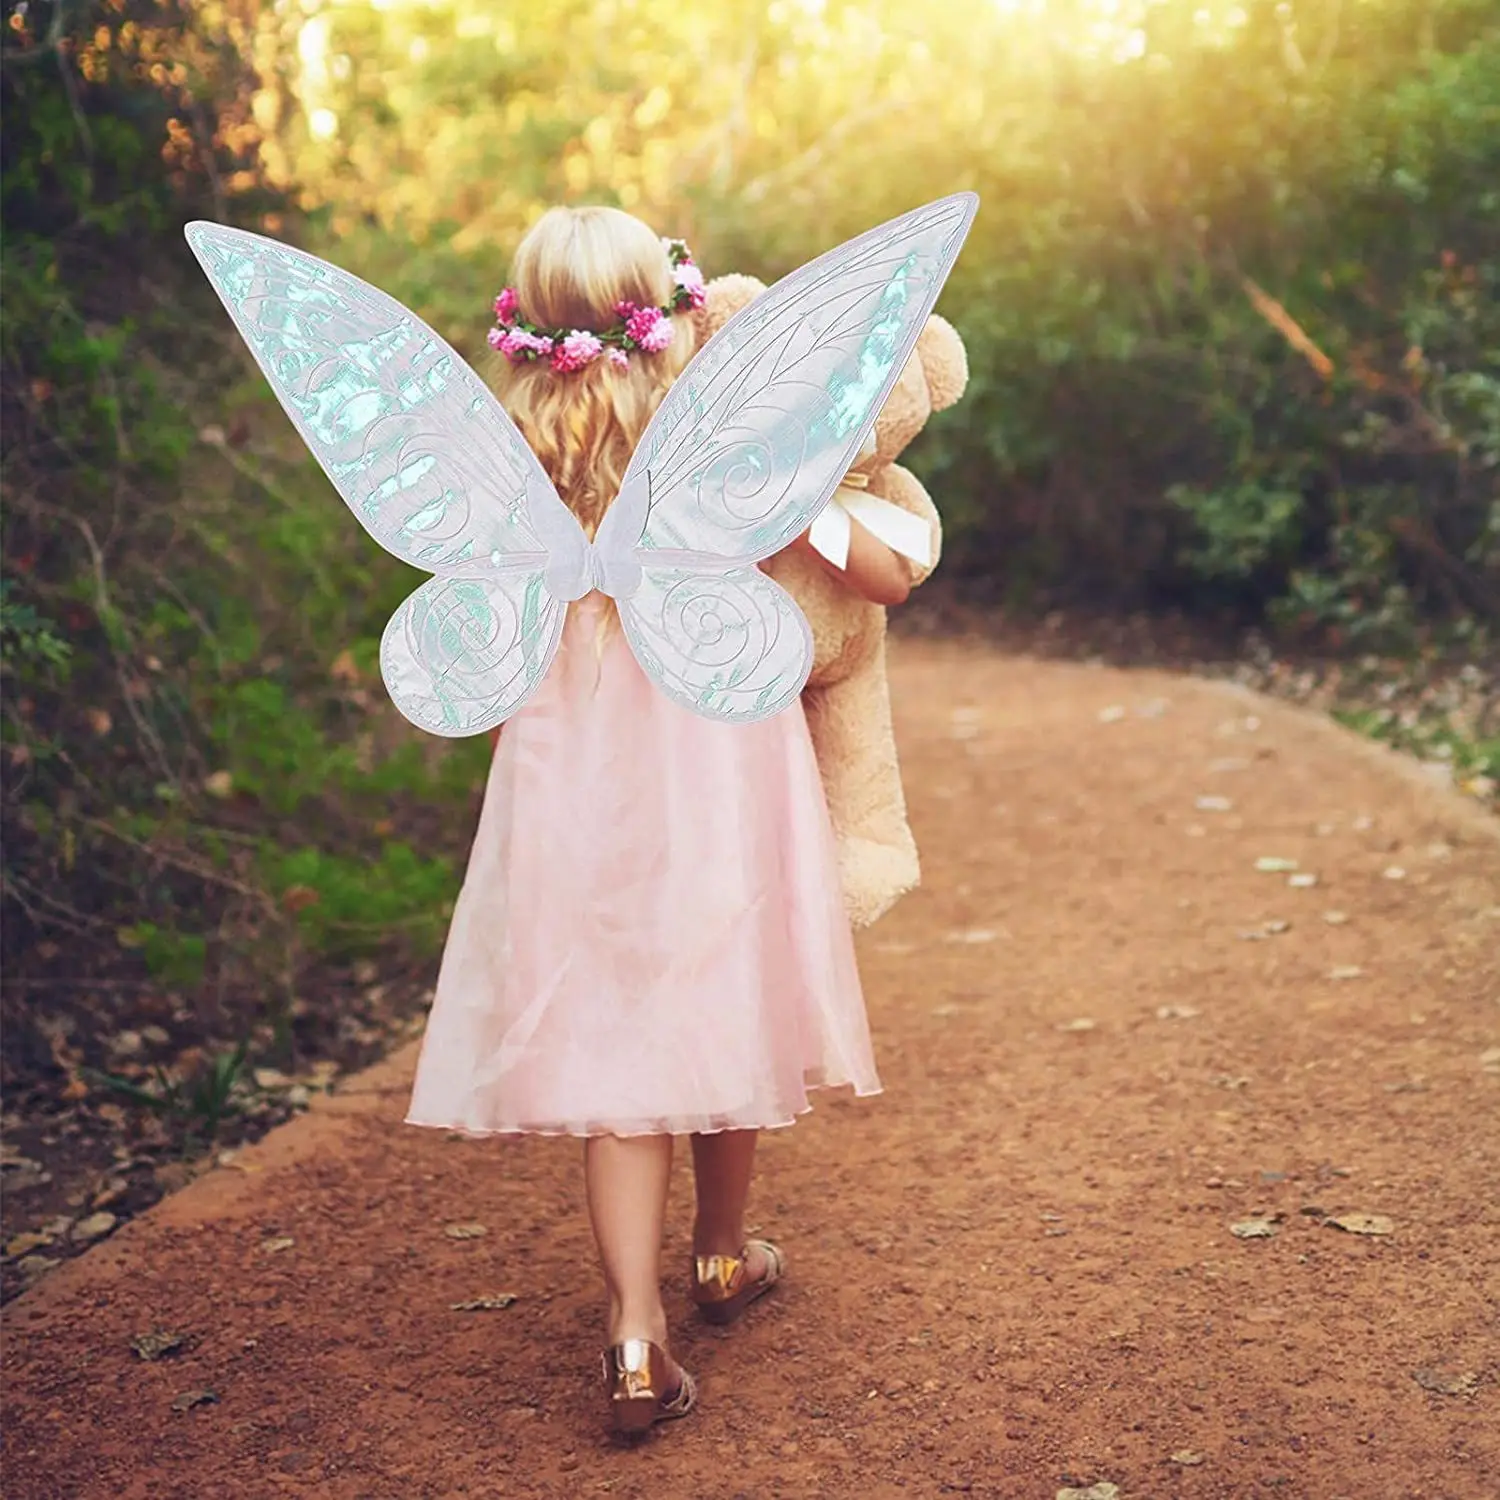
[404, 595, 880, 1137]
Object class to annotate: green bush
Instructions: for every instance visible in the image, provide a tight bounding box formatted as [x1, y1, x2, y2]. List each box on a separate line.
[279, 0, 1498, 640]
[0, 2, 480, 1093]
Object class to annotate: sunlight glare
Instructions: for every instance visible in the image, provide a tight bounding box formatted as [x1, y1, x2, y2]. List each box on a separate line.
[297, 13, 329, 71]
[986, 0, 1165, 59]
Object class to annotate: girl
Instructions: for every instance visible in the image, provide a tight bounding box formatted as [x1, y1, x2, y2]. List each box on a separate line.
[404, 205, 914, 1434]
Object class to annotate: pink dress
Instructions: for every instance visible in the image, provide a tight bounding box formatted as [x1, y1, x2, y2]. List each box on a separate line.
[404, 593, 880, 1137]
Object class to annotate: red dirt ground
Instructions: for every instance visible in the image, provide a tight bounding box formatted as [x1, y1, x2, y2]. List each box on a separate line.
[3, 639, 1498, 1500]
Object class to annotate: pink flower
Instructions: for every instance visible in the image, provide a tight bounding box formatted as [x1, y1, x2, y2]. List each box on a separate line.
[493, 288, 519, 325]
[613, 299, 639, 320]
[607, 347, 631, 371]
[486, 327, 505, 350]
[623, 304, 662, 345]
[498, 328, 553, 361]
[550, 330, 604, 373]
[625, 304, 674, 352]
[673, 260, 706, 308]
[638, 315, 674, 353]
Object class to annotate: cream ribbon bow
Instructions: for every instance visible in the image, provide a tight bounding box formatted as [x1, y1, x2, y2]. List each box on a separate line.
[806, 429, 933, 573]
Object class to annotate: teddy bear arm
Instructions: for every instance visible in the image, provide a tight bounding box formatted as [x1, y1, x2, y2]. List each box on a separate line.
[801, 627, 921, 928]
[866, 462, 943, 587]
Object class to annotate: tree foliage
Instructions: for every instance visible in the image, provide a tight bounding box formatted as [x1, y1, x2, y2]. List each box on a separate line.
[1, 1, 469, 1100]
[272, 0, 1499, 636]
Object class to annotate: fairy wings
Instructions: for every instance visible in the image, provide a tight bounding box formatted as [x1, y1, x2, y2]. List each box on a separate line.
[184, 194, 977, 734]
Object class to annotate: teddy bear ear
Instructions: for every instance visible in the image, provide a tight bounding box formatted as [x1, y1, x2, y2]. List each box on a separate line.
[915, 315, 969, 411]
[693, 273, 768, 346]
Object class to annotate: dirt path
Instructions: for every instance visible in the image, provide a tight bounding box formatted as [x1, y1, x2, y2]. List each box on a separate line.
[5, 640, 1498, 1500]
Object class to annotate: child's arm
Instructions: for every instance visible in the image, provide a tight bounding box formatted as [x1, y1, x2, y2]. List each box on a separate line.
[785, 523, 912, 607]
[488, 726, 502, 755]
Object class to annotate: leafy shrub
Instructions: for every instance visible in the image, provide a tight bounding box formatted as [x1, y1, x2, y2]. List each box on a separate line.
[274, 0, 1498, 640]
[0, 2, 480, 1098]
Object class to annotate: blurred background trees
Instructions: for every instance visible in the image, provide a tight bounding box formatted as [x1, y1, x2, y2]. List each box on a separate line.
[264, 0, 1499, 637]
[2, 0, 1495, 1144]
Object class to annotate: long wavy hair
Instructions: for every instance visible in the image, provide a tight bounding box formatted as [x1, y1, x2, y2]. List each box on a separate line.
[489, 205, 696, 539]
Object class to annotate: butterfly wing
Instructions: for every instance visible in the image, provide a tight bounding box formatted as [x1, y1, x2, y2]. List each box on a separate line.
[378, 572, 566, 736]
[606, 563, 813, 723]
[596, 193, 977, 723]
[184, 221, 587, 735]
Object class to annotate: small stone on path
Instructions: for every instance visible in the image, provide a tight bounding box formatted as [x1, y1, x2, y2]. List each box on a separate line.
[70, 1212, 117, 1244]
[170, 1389, 218, 1413]
[131, 1330, 185, 1361]
[1326, 1213, 1393, 1236]
[1413, 1368, 1478, 1397]
[443, 1222, 488, 1240]
[1230, 1217, 1281, 1239]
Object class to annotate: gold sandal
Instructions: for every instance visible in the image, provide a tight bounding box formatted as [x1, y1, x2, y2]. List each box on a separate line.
[602, 1338, 698, 1435]
[691, 1239, 785, 1326]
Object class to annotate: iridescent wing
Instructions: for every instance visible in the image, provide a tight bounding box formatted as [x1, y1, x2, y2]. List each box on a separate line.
[596, 193, 977, 723]
[184, 221, 588, 735]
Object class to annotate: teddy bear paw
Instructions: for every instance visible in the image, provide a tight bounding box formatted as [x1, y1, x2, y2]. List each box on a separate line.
[838, 835, 921, 929]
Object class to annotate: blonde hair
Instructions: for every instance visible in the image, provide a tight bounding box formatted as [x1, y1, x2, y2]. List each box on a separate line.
[490, 205, 696, 537]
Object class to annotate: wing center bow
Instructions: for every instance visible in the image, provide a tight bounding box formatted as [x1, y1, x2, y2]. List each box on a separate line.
[543, 539, 643, 604]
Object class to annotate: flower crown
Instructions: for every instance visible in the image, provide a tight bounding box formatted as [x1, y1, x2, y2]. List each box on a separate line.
[487, 237, 706, 374]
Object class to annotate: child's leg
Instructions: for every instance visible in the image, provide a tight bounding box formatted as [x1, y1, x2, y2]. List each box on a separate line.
[584, 1134, 673, 1348]
[690, 1130, 772, 1277]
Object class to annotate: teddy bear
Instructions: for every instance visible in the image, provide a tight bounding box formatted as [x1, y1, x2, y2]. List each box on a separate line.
[694, 274, 970, 927]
